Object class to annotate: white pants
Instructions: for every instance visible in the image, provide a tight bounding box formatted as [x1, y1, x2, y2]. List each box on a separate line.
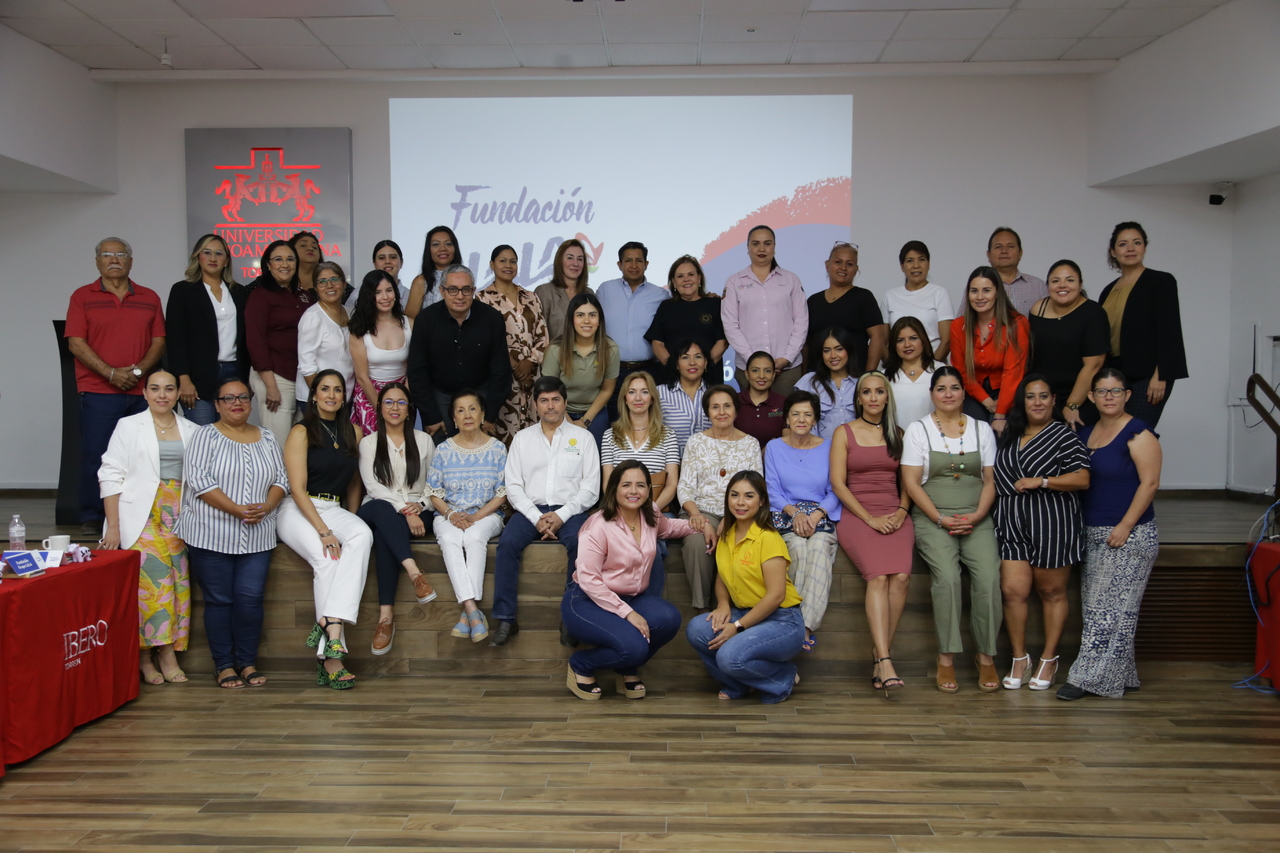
[433, 513, 504, 603]
[277, 496, 372, 656]
[250, 369, 298, 449]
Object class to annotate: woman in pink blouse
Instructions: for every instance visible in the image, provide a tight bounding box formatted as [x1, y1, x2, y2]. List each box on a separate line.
[561, 460, 717, 701]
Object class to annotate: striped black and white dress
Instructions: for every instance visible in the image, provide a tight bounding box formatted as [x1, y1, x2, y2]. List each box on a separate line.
[175, 424, 290, 554]
[993, 420, 1090, 568]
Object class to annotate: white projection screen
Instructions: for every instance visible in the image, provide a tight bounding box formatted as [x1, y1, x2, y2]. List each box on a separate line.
[390, 95, 852, 305]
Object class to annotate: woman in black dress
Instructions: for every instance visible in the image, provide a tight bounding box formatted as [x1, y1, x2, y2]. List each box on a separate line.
[994, 374, 1090, 693]
[646, 255, 727, 384]
[1097, 222, 1188, 429]
[1028, 260, 1110, 429]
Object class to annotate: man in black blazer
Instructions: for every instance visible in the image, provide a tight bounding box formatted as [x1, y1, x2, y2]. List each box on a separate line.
[407, 264, 512, 440]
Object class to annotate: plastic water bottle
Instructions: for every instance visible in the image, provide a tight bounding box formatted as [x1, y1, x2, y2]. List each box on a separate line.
[8, 515, 24, 551]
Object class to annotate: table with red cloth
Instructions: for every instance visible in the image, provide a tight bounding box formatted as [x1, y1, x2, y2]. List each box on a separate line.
[1251, 542, 1280, 682]
[0, 550, 140, 772]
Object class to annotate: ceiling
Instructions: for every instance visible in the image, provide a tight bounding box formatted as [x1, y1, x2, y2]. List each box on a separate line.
[0, 0, 1227, 73]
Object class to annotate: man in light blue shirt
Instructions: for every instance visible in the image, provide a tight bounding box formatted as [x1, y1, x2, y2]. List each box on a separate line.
[595, 241, 668, 419]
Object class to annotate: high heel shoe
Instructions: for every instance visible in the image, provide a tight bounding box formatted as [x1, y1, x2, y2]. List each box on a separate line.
[975, 656, 1000, 693]
[566, 664, 602, 701]
[615, 675, 646, 700]
[316, 660, 355, 690]
[876, 657, 904, 697]
[1028, 656, 1059, 691]
[936, 661, 958, 694]
[1002, 654, 1031, 690]
[871, 651, 884, 691]
[318, 618, 347, 660]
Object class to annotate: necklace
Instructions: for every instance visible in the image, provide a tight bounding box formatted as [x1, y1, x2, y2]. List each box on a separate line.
[932, 413, 967, 479]
[711, 434, 734, 478]
[318, 418, 340, 450]
[155, 416, 178, 435]
[859, 416, 881, 427]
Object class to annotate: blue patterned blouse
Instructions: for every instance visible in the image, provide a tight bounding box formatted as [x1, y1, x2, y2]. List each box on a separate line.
[426, 435, 508, 515]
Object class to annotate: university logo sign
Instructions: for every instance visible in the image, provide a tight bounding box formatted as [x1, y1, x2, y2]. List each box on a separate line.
[64, 619, 109, 670]
[186, 128, 353, 283]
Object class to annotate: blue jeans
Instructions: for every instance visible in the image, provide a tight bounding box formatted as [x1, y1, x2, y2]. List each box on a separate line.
[493, 504, 587, 623]
[569, 412, 608, 452]
[79, 391, 148, 523]
[182, 361, 241, 425]
[561, 581, 681, 676]
[189, 545, 272, 672]
[685, 605, 805, 703]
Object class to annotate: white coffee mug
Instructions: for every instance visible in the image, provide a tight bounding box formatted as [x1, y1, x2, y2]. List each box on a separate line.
[43, 534, 71, 551]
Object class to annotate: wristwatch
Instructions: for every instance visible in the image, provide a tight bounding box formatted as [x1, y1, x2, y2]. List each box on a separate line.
[1042, 477, 1050, 490]
[131, 367, 142, 378]
[733, 619, 746, 631]
[582, 417, 592, 427]
[1066, 403, 1080, 411]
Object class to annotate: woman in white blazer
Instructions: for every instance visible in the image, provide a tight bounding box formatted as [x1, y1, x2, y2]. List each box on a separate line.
[99, 370, 199, 687]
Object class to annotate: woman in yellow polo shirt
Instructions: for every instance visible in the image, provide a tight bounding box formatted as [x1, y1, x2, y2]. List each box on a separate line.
[685, 470, 806, 703]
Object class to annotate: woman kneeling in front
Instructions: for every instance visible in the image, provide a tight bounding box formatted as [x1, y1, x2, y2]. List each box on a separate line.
[562, 460, 710, 700]
[278, 369, 373, 689]
[686, 470, 806, 704]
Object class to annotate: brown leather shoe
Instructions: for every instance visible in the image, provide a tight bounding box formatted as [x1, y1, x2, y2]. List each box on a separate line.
[371, 620, 395, 656]
[411, 573, 437, 604]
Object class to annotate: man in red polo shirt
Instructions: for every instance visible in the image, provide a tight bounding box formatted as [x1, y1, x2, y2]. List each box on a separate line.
[65, 238, 166, 536]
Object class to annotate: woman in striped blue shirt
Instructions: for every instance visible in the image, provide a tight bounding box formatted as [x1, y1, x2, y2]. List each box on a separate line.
[177, 380, 289, 689]
[656, 339, 709, 458]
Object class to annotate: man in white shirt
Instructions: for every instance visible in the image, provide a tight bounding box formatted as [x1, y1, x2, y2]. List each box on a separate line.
[490, 376, 601, 647]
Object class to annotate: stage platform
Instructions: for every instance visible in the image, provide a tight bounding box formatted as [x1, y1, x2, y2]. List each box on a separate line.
[0, 490, 1267, 677]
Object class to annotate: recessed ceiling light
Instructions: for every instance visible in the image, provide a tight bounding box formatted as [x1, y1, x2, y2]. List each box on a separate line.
[453, 30, 463, 35]
[746, 27, 757, 33]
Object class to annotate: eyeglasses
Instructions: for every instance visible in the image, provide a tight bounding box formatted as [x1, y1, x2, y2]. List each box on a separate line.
[200, 248, 226, 259]
[216, 394, 252, 403]
[441, 286, 475, 297]
[98, 251, 131, 259]
[269, 256, 294, 264]
[316, 277, 343, 286]
[833, 241, 860, 250]
[382, 399, 410, 408]
[1093, 388, 1126, 399]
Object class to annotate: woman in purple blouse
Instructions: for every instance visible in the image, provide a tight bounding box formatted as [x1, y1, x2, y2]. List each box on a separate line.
[764, 390, 840, 651]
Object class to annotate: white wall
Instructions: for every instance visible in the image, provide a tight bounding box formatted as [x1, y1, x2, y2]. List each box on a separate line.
[1088, 0, 1280, 186]
[1227, 170, 1280, 494]
[0, 73, 1232, 488]
[0, 26, 116, 192]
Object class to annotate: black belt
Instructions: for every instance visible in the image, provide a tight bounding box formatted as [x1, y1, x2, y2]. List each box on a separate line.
[620, 360, 652, 370]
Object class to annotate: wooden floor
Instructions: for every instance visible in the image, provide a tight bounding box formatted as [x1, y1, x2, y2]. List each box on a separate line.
[2, 491, 1277, 851]
[3, 663, 1280, 852]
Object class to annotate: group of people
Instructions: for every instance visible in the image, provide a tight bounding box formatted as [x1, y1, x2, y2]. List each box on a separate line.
[72, 218, 1181, 701]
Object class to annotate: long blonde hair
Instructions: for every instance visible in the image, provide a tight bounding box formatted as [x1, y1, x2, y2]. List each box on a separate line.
[853, 371, 904, 461]
[184, 234, 237, 286]
[610, 371, 668, 451]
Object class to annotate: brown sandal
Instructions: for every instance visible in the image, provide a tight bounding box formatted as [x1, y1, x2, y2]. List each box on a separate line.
[975, 656, 1000, 693]
[936, 661, 958, 694]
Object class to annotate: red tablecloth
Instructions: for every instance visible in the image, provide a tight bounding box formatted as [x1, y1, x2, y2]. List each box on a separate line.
[0, 550, 140, 770]
[1252, 543, 1280, 682]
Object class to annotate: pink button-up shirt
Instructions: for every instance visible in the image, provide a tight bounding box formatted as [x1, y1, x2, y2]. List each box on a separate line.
[573, 510, 696, 617]
[721, 266, 809, 370]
